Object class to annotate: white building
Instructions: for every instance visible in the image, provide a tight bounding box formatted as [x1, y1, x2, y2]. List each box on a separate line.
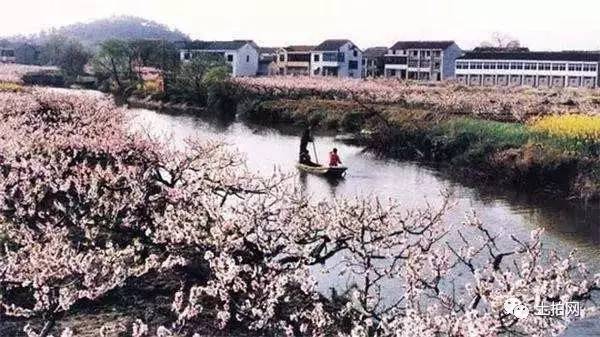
[0, 48, 16, 63]
[178, 40, 259, 77]
[384, 41, 462, 81]
[455, 50, 600, 88]
[310, 40, 363, 78]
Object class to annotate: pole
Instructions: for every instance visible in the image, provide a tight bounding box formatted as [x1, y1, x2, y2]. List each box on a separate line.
[312, 141, 319, 164]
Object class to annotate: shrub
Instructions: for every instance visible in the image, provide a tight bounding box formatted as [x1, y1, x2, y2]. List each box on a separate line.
[22, 70, 65, 87]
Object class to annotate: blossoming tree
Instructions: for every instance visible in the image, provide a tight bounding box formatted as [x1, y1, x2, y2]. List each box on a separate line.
[0, 87, 599, 337]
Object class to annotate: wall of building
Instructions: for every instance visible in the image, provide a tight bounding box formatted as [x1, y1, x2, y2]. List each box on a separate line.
[442, 44, 462, 79]
[179, 44, 259, 77]
[310, 43, 363, 78]
[455, 59, 599, 88]
[232, 44, 259, 77]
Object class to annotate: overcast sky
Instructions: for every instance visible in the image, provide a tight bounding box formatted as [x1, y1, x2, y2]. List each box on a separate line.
[2, 0, 600, 50]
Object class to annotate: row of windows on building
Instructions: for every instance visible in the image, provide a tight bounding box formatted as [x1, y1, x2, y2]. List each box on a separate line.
[389, 49, 442, 58]
[457, 74, 597, 88]
[456, 61, 598, 72]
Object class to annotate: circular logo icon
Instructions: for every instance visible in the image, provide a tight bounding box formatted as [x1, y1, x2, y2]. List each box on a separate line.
[503, 297, 529, 319]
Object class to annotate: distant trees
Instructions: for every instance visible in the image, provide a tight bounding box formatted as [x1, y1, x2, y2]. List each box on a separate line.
[166, 54, 232, 105]
[480, 32, 522, 50]
[92, 39, 232, 104]
[92, 39, 138, 94]
[39, 35, 91, 81]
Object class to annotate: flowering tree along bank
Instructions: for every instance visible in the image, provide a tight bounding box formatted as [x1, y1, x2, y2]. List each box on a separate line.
[233, 76, 600, 122]
[1, 87, 600, 337]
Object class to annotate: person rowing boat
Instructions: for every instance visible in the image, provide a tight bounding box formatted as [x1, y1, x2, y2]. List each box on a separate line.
[299, 126, 319, 167]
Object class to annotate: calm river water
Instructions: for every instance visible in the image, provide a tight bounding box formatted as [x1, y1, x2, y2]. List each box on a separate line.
[131, 108, 600, 336]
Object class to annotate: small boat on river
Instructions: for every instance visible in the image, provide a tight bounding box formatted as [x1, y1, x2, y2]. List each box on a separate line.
[296, 163, 347, 178]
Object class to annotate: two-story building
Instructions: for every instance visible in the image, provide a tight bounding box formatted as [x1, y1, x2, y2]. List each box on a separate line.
[384, 41, 462, 81]
[455, 49, 600, 88]
[178, 40, 260, 77]
[362, 47, 387, 77]
[275, 45, 314, 76]
[310, 40, 363, 78]
[0, 48, 16, 63]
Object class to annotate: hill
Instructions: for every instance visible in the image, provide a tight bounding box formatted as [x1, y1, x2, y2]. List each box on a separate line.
[3, 16, 189, 46]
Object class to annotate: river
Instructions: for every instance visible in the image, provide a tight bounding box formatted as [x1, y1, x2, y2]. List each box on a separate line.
[131, 108, 600, 336]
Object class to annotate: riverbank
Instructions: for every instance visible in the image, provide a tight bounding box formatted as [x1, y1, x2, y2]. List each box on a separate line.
[230, 78, 600, 202]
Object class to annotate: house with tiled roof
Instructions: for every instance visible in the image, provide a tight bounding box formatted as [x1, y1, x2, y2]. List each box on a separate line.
[310, 40, 363, 78]
[275, 45, 314, 76]
[455, 50, 600, 88]
[177, 40, 260, 77]
[384, 40, 462, 81]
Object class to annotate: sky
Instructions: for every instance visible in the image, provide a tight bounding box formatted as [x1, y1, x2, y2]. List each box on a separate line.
[2, 0, 600, 50]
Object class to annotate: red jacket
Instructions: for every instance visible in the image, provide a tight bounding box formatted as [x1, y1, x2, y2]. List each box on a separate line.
[329, 152, 342, 167]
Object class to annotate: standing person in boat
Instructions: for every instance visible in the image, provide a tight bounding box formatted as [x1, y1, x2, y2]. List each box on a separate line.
[329, 148, 342, 167]
[299, 126, 318, 166]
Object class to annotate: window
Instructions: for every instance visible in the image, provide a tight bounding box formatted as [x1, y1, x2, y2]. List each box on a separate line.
[323, 52, 339, 62]
[279, 55, 285, 62]
[498, 62, 510, 70]
[184, 52, 191, 60]
[583, 64, 598, 72]
[314, 54, 320, 62]
[552, 63, 566, 71]
[353, 50, 358, 57]
[227, 54, 234, 62]
[456, 61, 468, 69]
[568, 63, 583, 71]
[246, 55, 250, 62]
[483, 62, 495, 70]
[470, 62, 483, 69]
[433, 50, 441, 57]
[412, 50, 418, 57]
[510, 62, 523, 70]
[362, 59, 366, 65]
[523, 63, 536, 70]
[538, 63, 551, 71]
[349, 60, 358, 70]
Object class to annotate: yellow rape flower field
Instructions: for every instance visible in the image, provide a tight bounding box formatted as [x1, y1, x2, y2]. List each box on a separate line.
[530, 114, 600, 141]
[0, 82, 24, 92]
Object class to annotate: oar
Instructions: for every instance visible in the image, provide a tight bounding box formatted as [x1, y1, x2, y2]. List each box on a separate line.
[312, 141, 319, 164]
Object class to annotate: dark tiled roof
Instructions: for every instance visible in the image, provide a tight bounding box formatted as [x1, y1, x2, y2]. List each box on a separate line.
[363, 47, 388, 58]
[458, 51, 600, 62]
[390, 41, 455, 50]
[179, 40, 254, 51]
[314, 39, 352, 51]
[284, 45, 315, 52]
[259, 47, 278, 55]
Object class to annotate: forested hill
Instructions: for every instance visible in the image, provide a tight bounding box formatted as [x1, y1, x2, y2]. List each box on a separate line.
[3, 16, 189, 46]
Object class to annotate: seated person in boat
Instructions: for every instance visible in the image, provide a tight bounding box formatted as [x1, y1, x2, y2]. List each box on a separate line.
[329, 148, 342, 167]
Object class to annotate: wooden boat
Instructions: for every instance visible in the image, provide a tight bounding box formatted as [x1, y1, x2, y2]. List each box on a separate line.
[296, 163, 347, 178]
